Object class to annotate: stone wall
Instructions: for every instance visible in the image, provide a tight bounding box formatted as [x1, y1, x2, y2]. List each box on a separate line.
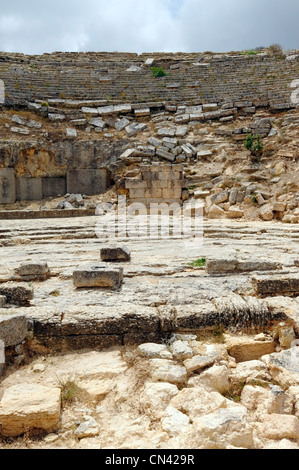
[126, 164, 185, 205]
[0, 139, 127, 202]
[0, 51, 298, 108]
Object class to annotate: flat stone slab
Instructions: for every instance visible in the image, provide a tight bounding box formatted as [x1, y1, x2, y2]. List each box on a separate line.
[252, 273, 299, 297]
[0, 383, 61, 437]
[100, 246, 131, 262]
[206, 258, 281, 275]
[0, 168, 16, 204]
[73, 264, 123, 289]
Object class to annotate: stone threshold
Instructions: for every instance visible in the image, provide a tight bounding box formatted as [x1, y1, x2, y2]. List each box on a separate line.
[0, 208, 96, 220]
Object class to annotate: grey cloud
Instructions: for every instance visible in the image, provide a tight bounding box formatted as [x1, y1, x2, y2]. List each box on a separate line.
[0, 0, 298, 54]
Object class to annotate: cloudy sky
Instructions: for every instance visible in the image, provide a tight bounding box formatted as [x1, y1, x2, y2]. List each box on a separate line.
[0, 0, 298, 54]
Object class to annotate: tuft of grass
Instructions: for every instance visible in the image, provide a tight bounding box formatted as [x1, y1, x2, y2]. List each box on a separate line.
[60, 380, 80, 405]
[188, 258, 206, 268]
[49, 290, 60, 297]
[222, 381, 246, 402]
[240, 50, 258, 56]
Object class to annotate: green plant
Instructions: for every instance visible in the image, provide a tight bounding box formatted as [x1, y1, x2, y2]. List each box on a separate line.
[244, 133, 263, 157]
[60, 380, 80, 404]
[188, 258, 206, 268]
[40, 101, 49, 108]
[240, 50, 258, 56]
[151, 67, 167, 78]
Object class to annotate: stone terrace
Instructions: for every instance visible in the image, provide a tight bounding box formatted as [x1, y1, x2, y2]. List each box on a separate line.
[0, 51, 299, 108]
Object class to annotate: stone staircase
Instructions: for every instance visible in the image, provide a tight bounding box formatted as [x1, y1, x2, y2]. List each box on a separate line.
[0, 51, 298, 108]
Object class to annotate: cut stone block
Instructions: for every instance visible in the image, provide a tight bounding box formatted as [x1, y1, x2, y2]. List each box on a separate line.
[0, 383, 61, 437]
[0, 312, 30, 347]
[252, 274, 299, 297]
[10, 127, 30, 135]
[226, 335, 275, 362]
[48, 113, 65, 121]
[125, 179, 147, 189]
[206, 258, 281, 275]
[66, 128, 77, 138]
[14, 262, 50, 280]
[16, 178, 43, 201]
[66, 169, 110, 196]
[100, 246, 131, 262]
[135, 108, 150, 117]
[42, 177, 66, 198]
[0, 168, 16, 204]
[89, 117, 106, 129]
[156, 148, 175, 162]
[115, 118, 130, 131]
[73, 264, 123, 289]
[0, 283, 34, 306]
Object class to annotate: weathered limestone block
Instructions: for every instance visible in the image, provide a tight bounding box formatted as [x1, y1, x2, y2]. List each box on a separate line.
[169, 387, 227, 421]
[252, 273, 299, 297]
[137, 343, 172, 359]
[225, 335, 275, 362]
[48, 113, 65, 121]
[161, 406, 191, 437]
[16, 177, 43, 201]
[180, 406, 253, 449]
[140, 383, 178, 416]
[0, 312, 30, 347]
[208, 204, 226, 219]
[14, 262, 50, 281]
[175, 303, 219, 330]
[149, 359, 187, 385]
[211, 190, 229, 204]
[89, 117, 106, 129]
[10, 127, 30, 135]
[259, 203, 274, 221]
[183, 355, 215, 373]
[100, 246, 131, 262]
[206, 258, 281, 275]
[262, 348, 299, 387]
[42, 177, 66, 198]
[156, 147, 175, 162]
[0, 283, 34, 306]
[188, 365, 230, 393]
[125, 179, 147, 190]
[0, 383, 61, 437]
[75, 417, 99, 439]
[66, 169, 110, 195]
[227, 207, 244, 219]
[169, 340, 193, 360]
[73, 265, 123, 289]
[260, 414, 299, 440]
[0, 168, 16, 204]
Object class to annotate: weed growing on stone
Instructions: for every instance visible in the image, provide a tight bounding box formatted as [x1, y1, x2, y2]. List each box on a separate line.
[188, 258, 206, 268]
[151, 67, 167, 78]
